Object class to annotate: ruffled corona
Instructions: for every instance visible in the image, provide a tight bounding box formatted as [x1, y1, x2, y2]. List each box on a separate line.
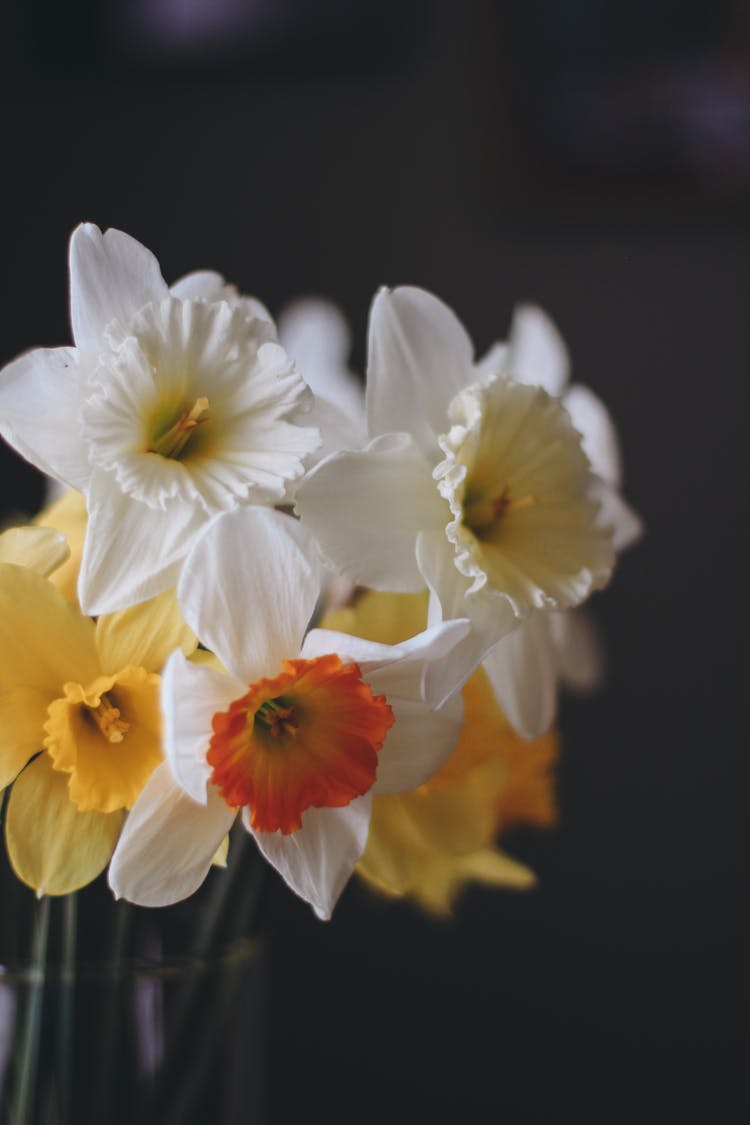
[44, 666, 163, 814]
[435, 373, 614, 614]
[208, 654, 394, 834]
[82, 297, 319, 515]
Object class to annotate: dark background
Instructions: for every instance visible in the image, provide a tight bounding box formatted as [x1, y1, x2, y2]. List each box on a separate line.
[1, 1, 749, 1121]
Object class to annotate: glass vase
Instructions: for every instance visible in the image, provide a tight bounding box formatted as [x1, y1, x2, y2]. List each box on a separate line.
[0, 832, 268, 1125]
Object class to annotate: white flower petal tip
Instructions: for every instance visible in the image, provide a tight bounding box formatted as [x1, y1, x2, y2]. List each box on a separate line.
[482, 616, 559, 741]
[506, 304, 571, 397]
[108, 764, 235, 908]
[366, 286, 475, 457]
[563, 383, 623, 489]
[0, 347, 90, 490]
[251, 795, 372, 921]
[69, 223, 169, 355]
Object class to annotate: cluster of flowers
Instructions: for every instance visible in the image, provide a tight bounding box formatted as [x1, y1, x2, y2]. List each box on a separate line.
[0, 225, 640, 920]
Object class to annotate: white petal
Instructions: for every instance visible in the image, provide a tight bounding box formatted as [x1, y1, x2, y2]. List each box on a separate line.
[278, 298, 360, 411]
[250, 794, 372, 920]
[302, 618, 471, 707]
[296, 433, 446, 592]
[415, 529, 518, 706]
[177, 507, 321, 683]
[475, 340, 509, 380]
[563, 383, 622, 488]
[373, 691, 463, 794]
[0, 347, 90, 490]
[279, 298, 366, 451]
[591, 479, 644, 553]
[366, 287, 474, 458]
[169, 270, 233, 301]
[161, 649, 244, 804]
[170, 272, 275, 330]
[506, 304, 570, 396]
[69, 223, 168, 356]
[109, 763, 235, 908]
[482, 613, 559, 740]
[548, 610, 604, 693]
[305, 395, 367, 460]
[78, 468, 208, 615]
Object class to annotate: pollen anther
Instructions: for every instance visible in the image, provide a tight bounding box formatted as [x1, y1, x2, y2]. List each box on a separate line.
[257, 699, 298, 739]
[464, 487, 537, 532]
[149, 397, 210, 460]
[87, 693, 129, 743]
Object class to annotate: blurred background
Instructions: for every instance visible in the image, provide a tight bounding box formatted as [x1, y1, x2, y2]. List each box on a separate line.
[1, 1, 749, 1121]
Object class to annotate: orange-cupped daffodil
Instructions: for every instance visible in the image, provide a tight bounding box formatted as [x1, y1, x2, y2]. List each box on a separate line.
[0, 562, 195, 895]
[324, 589, 558, 915]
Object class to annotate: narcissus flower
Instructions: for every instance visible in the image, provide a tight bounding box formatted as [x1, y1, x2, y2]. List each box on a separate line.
[109, 507, 470, 919]
[0, 564, 195, 895]
[0, 223, 320, 615]
[297, 286, 616, 705]
[472, 304, 642, 737]
[324, 590, 558, 914]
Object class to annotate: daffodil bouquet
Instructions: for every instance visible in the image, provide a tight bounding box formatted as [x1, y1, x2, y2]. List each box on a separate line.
[0, 224, 640, 1118]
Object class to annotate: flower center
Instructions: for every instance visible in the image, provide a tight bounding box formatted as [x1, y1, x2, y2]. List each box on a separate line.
[463, 486, 537, 537]
[85, 692, 130, 743]
[149, 397, 210, 460]
[208, 654, 394, 834]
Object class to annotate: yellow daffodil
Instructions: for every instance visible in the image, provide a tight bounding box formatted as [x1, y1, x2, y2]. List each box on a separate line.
[324, 590, 558, 914]
[0, 563, 195, 895]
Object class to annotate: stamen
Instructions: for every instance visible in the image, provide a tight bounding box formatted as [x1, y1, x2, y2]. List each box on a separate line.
[256, 699, 298, 740]
[87, 693, 129, 743]
[149, 397, 209, 459]
[464, 487, 537, 531]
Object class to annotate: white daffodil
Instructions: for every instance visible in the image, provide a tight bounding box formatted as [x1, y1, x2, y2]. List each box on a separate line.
[278, 297, 367, 460]
[0, 224, 320, 615]
[474, 305, 642, 738]
[297, 286, 616, 706]
[108, 507, 470, 920]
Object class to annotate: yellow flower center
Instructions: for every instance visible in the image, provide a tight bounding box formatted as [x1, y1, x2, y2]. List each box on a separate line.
[43, 666, 163, 814]
[86, 692, 130, 743]
[462, 486, 537, 537]
[149, 396, 210, 460]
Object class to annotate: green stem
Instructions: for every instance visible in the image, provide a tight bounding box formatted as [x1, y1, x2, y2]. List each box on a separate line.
[91, 900, 133, 1120]
[56, 894, 77, 1124]
[8, 895, 51, 1125]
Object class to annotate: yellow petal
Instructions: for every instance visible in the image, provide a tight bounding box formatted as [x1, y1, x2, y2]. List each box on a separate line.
[0, 563, 99, 698]
[34, 490, 88, 605]
[44, 666, 163, 813]
[323, 590, 430, 646]
[96, 588, 197, 675]
[453, 847, 537, 890]
[0, 526, 69, 577]
[211, 835, 229, 868]
[6, 754, 123, 896]
[0, 687, 50, 789]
